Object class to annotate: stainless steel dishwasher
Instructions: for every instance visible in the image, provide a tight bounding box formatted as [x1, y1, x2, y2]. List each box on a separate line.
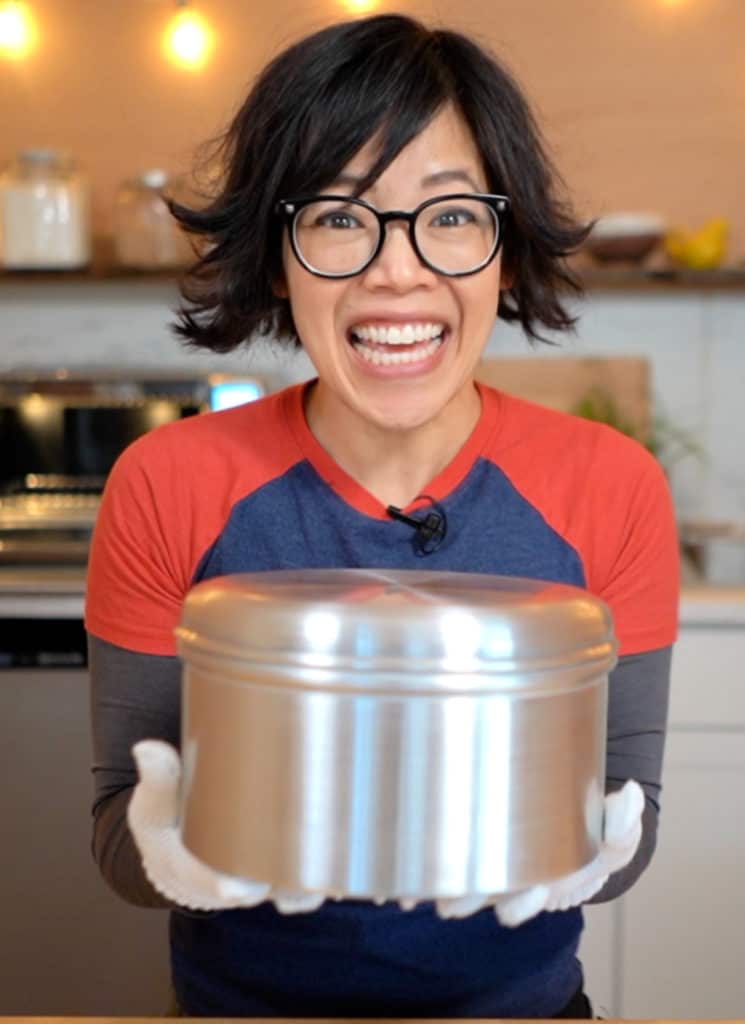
[0, 581, 170, 1015]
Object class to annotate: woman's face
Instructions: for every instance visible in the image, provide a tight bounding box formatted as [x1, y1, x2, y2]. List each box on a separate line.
[281, 104, 504, 438]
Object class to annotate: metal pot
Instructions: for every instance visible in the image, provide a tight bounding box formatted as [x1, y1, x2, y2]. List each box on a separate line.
[175, 569, 616, 901]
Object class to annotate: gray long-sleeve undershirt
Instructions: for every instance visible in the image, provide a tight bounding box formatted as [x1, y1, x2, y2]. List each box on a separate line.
[88, 634, 673, 911]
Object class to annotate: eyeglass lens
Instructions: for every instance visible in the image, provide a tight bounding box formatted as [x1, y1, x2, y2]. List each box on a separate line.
[293, 197, 499, 275]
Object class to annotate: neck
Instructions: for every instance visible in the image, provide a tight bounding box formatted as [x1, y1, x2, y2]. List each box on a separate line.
[304, 382, 482, 509]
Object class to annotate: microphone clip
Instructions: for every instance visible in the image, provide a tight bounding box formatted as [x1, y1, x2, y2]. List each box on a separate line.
[386, 495, 448, 556]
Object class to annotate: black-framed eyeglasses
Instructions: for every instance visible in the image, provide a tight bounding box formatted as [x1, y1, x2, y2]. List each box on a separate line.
[276, 192, 510, 279]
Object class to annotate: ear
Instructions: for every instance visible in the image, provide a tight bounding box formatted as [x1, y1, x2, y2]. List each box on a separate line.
[499, 264, 514, 291]
[272, 274, 288, 299]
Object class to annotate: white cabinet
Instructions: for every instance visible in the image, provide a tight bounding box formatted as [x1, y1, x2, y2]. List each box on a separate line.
[622, 730, 745, 1017]
[580, 609, 745, 1019]
[667, 626, 745, 728]
[578, 900, 618, 1016]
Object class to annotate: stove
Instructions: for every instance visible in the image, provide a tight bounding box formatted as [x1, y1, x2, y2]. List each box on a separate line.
[0, 371, 268, 565]
[0, 469, 107, 562]
[0, 373, 215, 565]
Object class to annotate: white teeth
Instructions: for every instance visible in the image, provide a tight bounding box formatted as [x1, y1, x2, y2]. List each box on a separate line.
[356, 337, 443, 366]
[352, 322, 445, 345]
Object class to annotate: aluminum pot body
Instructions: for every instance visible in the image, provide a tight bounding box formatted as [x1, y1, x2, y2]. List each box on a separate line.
[176, 569, 615, 901]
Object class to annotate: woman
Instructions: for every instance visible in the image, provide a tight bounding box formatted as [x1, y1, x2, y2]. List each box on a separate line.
[86, 14, 679, 1018]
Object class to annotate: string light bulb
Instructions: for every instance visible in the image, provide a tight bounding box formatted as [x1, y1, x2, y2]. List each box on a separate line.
[341, 0, 381, 11]
[163, 1, 214, 72]
[0, 0, 37, 61]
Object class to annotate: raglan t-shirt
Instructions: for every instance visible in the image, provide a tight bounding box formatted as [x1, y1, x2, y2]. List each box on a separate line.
[85, 380, 679, 1018]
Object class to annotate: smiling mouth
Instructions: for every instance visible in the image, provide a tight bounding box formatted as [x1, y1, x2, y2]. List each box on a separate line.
[348, 322, 447, 366]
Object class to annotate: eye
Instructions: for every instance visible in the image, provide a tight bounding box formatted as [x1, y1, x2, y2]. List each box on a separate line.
[429, 207, 477, 228]
[315, 209, 363, 229]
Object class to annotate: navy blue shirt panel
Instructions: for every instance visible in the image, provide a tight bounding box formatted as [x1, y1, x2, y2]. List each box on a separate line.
[194, 457, 586, 584]
[177, 456, 587, 1017]
[172, 902, 583, 1018]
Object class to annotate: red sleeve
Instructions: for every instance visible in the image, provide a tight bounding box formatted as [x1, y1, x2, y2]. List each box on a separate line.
[84, 431, 193, 655]
[492, 394, 680, 657]
[579, 437, 680, 655]
[84, 391, 304, 656]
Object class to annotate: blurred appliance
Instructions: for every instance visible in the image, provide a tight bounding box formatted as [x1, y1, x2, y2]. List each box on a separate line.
[208, 374, 265, 411]
[0, 373, 256, 566]
[0, 372, 266, 668]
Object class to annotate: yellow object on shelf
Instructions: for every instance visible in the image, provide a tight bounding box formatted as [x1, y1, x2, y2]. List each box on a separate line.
[664, 217, 729, 270]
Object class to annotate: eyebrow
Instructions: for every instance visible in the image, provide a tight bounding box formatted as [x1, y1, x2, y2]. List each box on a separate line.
[331, 168, 482, 192]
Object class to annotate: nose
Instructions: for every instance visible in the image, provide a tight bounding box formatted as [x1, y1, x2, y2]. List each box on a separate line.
[361, 221, 438, 292]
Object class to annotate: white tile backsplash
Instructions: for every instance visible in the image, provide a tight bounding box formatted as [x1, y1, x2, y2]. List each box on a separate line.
[701, 295, 745, 581]
[0, 280, 315, 384]
[486, 292, 715, 520]
[2, 278, 744, 579]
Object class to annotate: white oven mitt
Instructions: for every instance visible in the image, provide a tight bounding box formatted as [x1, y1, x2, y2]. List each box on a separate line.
[130, 740, 643, 923]
[128, 739, 325, 914]
[435, 780, 645, 927]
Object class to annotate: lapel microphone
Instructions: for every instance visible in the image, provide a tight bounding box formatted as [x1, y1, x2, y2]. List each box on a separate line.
[386, 495, 448, 556]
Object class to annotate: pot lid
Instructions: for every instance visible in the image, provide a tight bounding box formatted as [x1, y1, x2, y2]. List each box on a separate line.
[176, 569, 617, 686]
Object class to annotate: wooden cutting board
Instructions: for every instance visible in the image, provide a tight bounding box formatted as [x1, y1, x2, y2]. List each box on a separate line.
[476, 355, 651, 442]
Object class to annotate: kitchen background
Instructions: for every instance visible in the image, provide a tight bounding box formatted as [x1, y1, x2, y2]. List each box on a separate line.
[1, 0, 744, 580]
[1, 0, 744, 1019]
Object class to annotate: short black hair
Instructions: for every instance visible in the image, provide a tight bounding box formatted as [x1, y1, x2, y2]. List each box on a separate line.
[171, 14, 590, 352]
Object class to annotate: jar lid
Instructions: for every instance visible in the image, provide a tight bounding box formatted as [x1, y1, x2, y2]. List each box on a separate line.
[19, 148, 66, 164]
[143, 168, 168, 188]
[176, 569, 617, 690]
[15, 149, 78, 174]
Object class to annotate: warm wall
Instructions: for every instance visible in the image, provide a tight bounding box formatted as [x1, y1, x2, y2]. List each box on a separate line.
[1, 0, 744, 259]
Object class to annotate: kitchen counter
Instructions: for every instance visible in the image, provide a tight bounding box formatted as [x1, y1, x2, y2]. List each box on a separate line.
[0, 565, 87, 618]
[1, 1019, 744, 1024]
[679, 583, 745, 625]
[1, 565, 745, 624]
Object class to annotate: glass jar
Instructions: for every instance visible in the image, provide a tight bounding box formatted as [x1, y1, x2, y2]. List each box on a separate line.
[0, 150, 92, 270]
[113, 169, 192, 270]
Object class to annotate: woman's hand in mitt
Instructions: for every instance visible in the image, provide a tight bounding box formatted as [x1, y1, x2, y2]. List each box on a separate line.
[436, 780, 645, 927]
[128, 740, 325, 914]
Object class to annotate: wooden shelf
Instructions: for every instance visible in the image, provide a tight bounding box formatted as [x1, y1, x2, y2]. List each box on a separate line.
[0, 264, 179, 283]
[0, 236, 185, 282]
[2, 260, 745, 290]
[575, 264, 745, 291]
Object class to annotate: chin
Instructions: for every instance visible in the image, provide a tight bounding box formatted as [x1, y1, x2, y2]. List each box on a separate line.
[363, 402, 440, 435]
